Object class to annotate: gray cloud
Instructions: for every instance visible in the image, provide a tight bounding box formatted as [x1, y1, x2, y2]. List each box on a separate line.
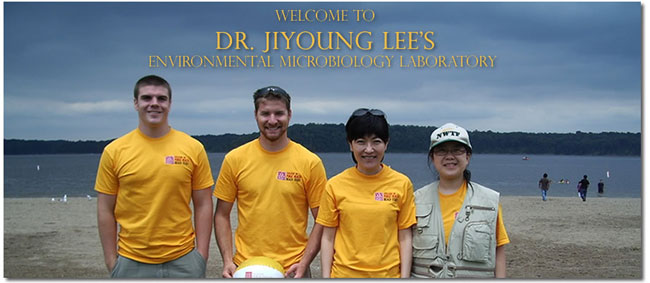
[4, 2, 641, 140]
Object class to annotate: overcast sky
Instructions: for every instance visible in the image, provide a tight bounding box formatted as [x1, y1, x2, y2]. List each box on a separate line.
[4, 2, 641, 140]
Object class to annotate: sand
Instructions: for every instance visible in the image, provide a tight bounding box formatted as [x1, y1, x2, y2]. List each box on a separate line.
[3, 196, 642, 279]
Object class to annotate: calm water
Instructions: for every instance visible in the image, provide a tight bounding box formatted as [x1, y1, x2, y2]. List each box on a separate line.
[3, 153, 641, 198]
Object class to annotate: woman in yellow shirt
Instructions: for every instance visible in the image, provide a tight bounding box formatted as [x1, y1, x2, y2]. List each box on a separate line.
[411, 123, 509, 278]
[317, 108, 416, 278]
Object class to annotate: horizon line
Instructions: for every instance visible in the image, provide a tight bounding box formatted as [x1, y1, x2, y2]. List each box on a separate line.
[3, 123, 641, 142]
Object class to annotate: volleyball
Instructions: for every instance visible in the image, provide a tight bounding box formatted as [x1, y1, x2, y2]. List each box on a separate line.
[233, 256, 285, 278]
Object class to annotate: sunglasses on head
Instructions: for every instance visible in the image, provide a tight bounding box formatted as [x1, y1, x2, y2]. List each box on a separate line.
[254, 86, 288, 96]
[351, 108, 386, 117]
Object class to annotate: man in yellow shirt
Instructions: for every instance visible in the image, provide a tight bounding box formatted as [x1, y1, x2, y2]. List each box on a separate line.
[95, 75, 214, 278]
[95, 75, 214, 277]
[213, 86, 327, 278]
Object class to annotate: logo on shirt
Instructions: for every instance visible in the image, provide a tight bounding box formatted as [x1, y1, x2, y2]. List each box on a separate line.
[164, 155, 190, 165]
[277, 171, 302, 182]
[374, 192, 399, 201]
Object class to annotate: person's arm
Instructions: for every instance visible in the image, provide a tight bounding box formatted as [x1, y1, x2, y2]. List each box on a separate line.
[192, 188, 213, 261]
[398, 227, 413, 278]
[320, 226, 336, 278]
[286, 207, 324, 278]
[97, 193, 118, 272]
[495, 245, 506, 278]
[214, 199, 237, 278]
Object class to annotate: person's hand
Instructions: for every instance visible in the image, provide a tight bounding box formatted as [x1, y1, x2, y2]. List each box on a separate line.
[105, 255, 118, 272]
[222, 262, 237, 278]
[285, 262, 306, 278]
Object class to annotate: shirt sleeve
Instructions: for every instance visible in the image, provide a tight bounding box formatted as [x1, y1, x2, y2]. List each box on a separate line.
[306, 158, 328, 208]
[315, 182, 338, 227]
[94, 149, 118, 195]
[496, 203, 510, 247]
[397, 180, 417, 230]
[213, 154, 237, 202]
[192, 146, 215, 190]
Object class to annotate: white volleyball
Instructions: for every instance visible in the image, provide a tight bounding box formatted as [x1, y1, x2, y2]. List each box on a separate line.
[233, 256, 285, 278]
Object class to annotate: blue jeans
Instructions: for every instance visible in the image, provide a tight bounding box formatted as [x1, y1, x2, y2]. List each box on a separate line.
[578, 189, 587, 201]
[541, 189, 548, 201]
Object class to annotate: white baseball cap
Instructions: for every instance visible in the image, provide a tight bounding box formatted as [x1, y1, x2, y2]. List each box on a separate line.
[429, 123, 472, 150]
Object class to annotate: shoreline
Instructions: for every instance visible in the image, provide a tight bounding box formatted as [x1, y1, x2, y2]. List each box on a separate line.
[3, 196, 642, 278]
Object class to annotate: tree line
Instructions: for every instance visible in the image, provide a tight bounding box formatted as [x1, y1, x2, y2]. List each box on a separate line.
[4, 123, 640, 156]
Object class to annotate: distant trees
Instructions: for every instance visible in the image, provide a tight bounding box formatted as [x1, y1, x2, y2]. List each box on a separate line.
[469, 131, 640, 156]
[284, 124, 640, 156]
[4, 124, 640, 156]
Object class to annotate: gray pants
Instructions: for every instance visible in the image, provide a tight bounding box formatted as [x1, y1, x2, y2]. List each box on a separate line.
[111, 249, 206, 278]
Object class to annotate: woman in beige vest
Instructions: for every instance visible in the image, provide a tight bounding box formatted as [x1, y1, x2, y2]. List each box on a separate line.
[411, 123, 509, 278]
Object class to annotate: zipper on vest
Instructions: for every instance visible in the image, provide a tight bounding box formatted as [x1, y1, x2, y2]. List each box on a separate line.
[464, 205, 495, 221]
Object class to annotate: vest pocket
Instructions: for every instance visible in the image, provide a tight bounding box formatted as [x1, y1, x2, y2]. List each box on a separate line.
[412, 204, 438, 256]
[415, 204, 433, 228]
[459, 222, 492, 262]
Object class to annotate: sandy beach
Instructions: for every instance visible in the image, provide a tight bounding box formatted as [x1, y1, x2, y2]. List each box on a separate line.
[3, 195, 641, 279]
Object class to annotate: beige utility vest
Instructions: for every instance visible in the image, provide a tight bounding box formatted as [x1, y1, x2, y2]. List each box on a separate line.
[411, 181, 499, 278]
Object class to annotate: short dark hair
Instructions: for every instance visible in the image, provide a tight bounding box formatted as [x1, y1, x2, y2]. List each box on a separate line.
[134, 75, 171, 100]
[345, 110, 389, 164]
[345, 112, 389, 144]
[253, 86, 291, 112]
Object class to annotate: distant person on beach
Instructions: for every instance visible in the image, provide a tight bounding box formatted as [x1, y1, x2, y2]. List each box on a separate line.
[598, 179, 605, 196]
[538, 173, 551, 201]
[213, 86, 327, 278]
[411, 123, 510, 278]
[317, 108, 416, 278]
[95, 75, 214, 278]
[578, 175, 590, 201]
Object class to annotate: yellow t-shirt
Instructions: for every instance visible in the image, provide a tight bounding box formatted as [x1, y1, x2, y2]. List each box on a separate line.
[316, 165, 417, 278]
[439, 182, 510, 247]
[213, 139, 327, 270]
[94, 128, 214, 263]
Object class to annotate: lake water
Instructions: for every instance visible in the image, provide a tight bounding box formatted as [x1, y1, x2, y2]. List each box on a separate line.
[3, 153, 641, 198]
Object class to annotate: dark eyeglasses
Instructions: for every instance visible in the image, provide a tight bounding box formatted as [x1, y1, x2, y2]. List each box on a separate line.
[254, 86, 288, 96]
[433, 147, 467, 156]
[351, 108, 386, 117]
